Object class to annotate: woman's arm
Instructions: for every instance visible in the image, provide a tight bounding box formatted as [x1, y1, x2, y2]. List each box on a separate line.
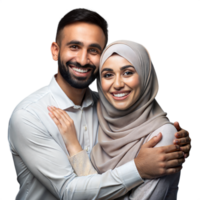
[69, 150, 97, 176]
[48, 106, 97, 176]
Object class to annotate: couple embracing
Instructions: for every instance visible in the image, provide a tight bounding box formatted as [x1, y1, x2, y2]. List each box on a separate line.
[8, 8, 191, 200]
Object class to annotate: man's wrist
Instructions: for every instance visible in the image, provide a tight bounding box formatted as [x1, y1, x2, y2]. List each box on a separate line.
[134, 158, 145, 179]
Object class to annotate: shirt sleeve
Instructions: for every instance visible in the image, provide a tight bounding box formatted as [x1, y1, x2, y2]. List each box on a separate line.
[8, 109, 143, 200]
[128, 124, 180, 200]
[69, 150, 97, 176]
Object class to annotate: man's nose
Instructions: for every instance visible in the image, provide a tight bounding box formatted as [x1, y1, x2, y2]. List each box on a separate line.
[77, 50, 90, 66]
[113, 75, 124, 90]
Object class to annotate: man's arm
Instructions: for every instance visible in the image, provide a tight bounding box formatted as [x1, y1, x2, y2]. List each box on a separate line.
[135, 132, 184, 179]
[48, 107, 186, 181]
[135, 122, 191, 179]
[8, 109, 143, 200]
[173, 122, 191, 158]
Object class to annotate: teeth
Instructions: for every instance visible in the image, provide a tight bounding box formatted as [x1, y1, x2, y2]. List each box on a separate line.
[72, 67, 89, 73]
[113, 93, 128, 97]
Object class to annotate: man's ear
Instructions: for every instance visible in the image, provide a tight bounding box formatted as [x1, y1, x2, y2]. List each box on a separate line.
[51, 42, 59, 61]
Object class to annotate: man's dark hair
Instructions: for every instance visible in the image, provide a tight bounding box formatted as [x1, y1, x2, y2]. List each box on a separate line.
[56, 8, 108, 48]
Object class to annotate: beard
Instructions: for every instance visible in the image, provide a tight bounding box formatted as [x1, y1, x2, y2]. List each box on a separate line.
[58, 54, 99, 89]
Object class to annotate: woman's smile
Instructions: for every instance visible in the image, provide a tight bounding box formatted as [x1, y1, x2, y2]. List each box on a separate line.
[110, 90, 131, 100]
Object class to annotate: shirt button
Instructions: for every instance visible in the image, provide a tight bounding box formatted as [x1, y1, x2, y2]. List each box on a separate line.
[84, 126, 87, 131]
[85, 146, 89, 152]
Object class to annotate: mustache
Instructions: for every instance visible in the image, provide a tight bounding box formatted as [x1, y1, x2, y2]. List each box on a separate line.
[66, 61, 96, 70]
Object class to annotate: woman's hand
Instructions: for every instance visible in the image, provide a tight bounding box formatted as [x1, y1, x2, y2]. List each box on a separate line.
[48, 106, 82, 157]
[173, 122, 191, 158]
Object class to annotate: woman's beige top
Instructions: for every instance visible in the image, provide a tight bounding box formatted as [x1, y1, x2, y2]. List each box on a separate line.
[69, 150, 97, 176]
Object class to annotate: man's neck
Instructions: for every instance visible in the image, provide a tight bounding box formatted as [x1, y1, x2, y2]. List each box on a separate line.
[56, 73, 87, 106]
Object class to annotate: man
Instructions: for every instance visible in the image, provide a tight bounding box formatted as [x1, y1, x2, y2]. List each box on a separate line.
[8, 8, 191, 200]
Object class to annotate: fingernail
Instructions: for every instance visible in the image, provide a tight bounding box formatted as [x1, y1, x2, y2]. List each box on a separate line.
[49, 112, 53, 117]
[48, 106, 52, 111]
[175, 140, 179, 144]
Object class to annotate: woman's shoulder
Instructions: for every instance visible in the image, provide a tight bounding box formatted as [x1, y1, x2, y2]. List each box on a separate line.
[148, 124, 177, 147]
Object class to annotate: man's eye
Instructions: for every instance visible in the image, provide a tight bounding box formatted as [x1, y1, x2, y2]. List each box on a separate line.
[70, 45, 79, 49]
[89, 49, 98, 54]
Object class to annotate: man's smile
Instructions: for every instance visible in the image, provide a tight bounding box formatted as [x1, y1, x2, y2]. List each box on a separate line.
[68, 64, 93, 77]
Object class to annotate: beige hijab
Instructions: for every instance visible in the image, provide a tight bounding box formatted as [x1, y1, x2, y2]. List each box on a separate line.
[90, 40, 171, 173]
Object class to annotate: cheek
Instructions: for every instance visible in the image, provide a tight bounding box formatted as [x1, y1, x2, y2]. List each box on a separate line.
[60, 49, 77, 62]
[101, 78, 112, 94]
[126, 75, 140, 90]
[62, 47, 80, 60]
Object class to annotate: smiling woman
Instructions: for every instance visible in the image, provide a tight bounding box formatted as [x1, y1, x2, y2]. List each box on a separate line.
[90, 40, 181, 199]
[101, 54, 141, 110]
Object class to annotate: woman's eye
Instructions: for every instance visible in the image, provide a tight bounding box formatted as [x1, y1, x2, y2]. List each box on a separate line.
[124, 71, 133, 76]
[103, 73, 112, 78]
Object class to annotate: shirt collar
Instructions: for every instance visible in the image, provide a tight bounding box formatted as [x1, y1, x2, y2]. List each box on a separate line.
[48, 75, 94, 110]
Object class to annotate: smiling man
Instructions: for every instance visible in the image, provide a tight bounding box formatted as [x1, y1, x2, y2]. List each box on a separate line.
[8, 9, 191, 200]
[52, 21, 105, 106]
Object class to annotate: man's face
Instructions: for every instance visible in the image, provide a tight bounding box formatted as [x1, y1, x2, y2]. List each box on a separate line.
[57, 22, 106, 89]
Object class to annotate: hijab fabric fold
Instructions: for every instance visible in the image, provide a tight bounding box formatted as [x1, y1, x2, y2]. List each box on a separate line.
[91, 40, 170, 173]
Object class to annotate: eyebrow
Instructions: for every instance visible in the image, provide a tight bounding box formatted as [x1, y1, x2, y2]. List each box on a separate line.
[101, 65, 135, 74]
[67, 40, 102, 51]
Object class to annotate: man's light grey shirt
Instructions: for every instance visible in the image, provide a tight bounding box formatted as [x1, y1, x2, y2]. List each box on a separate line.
[8, 76, 143, 200]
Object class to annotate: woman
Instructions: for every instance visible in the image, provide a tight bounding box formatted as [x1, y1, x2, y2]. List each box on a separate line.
[48, 40, 181, 199]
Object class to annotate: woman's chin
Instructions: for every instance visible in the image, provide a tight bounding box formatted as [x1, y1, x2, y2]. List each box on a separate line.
[112, 103, 130, 110]
[111, 98, 138, 110]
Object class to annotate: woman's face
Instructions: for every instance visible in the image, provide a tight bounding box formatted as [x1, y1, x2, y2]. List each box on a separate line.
[101, 54, 141, 110]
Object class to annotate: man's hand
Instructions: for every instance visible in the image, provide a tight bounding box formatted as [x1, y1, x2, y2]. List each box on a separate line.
[173, 122, 191, 158]
[135, 133, 184, 179]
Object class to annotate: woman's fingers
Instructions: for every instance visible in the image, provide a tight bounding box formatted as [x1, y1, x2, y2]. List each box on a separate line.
[48, 106, 66, 126]
[51, 107, 72, 123]
[48, 111, 61, 127]
[55, 107, 72, 122]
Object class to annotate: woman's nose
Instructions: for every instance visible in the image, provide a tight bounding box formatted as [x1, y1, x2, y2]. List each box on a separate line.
[113, 75, 124, 90]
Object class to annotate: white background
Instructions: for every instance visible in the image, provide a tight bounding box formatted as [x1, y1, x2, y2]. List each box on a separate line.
[0, 8, 200, 200]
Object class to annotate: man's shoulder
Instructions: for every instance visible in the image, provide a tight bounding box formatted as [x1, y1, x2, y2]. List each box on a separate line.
[11, 85, 51, 116]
